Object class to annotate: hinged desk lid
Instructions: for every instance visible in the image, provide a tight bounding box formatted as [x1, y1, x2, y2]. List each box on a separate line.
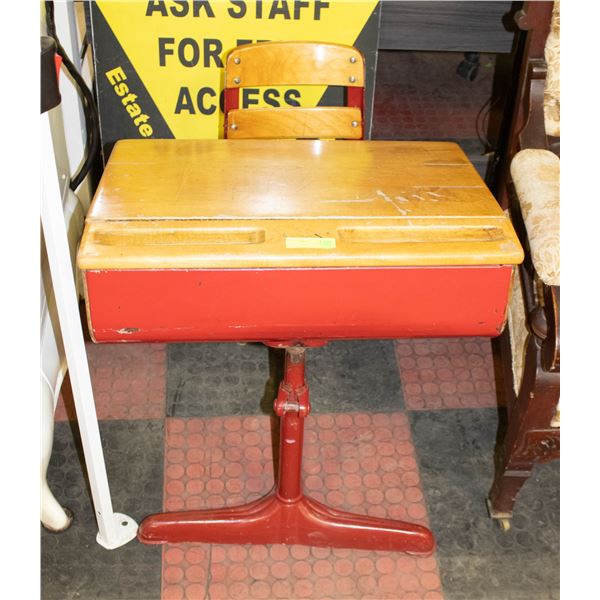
[78, 139, 523, 270]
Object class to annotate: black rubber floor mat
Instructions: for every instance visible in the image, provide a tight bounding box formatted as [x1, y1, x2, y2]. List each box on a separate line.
[166, 340, 404, 417]
[41, 420, 164, 600]
[409, 408, 559, 600]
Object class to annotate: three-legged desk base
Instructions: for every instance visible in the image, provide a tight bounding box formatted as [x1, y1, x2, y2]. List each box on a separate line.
[138, 346, 434, 555]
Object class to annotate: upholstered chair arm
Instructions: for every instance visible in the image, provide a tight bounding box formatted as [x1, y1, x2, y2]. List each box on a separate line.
[506, 147, 560, 394]
[510, 149, 560, 287]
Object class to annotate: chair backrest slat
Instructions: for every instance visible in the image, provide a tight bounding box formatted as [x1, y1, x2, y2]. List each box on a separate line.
[225, 41, 365, 88]
[224, 41, 365, 140]
[227, 107, 363, 140]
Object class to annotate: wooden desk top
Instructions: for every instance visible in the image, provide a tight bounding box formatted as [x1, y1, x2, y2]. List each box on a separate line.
[78, 139, 523, 270]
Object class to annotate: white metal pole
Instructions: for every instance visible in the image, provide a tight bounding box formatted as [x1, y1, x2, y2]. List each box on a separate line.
[51, 0, 93, 209]
[40, 112, 137, 549]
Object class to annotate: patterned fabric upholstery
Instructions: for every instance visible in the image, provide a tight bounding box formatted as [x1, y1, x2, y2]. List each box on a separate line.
[510, 149, 560, 286]
[506, 235, 561, 418]
[506, 259, 528, 394]
[544, 0, 560, 137]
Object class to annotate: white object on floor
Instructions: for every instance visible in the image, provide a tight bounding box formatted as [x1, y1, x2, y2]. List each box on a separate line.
[41, 105, 138, 549]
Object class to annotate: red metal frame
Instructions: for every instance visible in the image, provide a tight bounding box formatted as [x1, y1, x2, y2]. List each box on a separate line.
[85, 265, 513, 343]
[138, 346, 435, 554]
[223, 87, 239, 137]
[347, 86, 365, 135]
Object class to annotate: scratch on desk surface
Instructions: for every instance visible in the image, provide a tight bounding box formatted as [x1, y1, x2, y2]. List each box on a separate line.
[376, 190, 409, 215]
[395, 191, 441, 202]
[116, 327, 139, 335]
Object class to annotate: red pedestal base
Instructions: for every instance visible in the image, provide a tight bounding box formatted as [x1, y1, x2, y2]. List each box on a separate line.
[138, 346, 435, 554]
[138, 488, 434, 554]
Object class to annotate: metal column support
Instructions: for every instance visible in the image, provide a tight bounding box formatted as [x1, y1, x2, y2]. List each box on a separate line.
[138, 346, 434, 554]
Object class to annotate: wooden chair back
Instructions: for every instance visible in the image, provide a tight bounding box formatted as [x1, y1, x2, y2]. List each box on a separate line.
[224, 41, 365, 139]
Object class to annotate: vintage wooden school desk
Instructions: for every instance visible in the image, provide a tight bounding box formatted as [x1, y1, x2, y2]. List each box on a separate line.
[78, 138, 523, 554]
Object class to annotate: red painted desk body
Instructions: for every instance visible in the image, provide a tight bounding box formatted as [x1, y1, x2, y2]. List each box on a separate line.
[78, 139, 523, 554]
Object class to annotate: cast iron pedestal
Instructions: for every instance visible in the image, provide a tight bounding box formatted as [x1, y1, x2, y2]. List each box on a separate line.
[138, 346, 435, 554]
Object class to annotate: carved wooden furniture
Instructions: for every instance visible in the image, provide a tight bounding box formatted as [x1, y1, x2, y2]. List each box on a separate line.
[493, 0, 556, 210]
[78, 138, 522, 552]
[487, 0, 560, 528]
[224, 41, 365, 140]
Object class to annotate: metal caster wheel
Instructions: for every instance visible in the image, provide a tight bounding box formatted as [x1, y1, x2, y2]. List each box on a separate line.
[457, 52, 480, 81]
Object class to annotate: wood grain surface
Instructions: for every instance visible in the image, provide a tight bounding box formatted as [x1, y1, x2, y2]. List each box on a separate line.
[226, 107, 363, 140]
[225, 41, 365, 87]
[78, 139, 523, 270]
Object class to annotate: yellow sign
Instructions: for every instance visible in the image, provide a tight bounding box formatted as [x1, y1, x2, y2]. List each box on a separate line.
[92, 0, 378, 143]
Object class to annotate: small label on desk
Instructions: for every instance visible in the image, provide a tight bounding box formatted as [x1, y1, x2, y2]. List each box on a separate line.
[285, 237, 337, 249]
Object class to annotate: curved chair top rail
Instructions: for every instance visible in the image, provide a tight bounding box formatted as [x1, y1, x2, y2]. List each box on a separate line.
[225, 41, 365, 88]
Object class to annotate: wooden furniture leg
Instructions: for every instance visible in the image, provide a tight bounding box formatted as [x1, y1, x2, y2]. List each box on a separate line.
[488, 332, 560, 525]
